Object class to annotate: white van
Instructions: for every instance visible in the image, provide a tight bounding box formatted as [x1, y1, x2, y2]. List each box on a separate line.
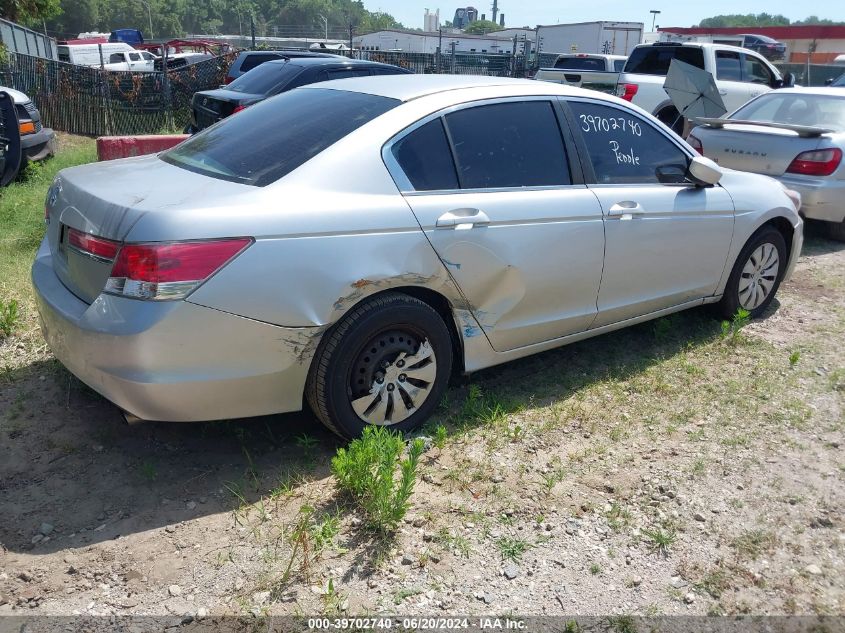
[57, 42, 136, 67]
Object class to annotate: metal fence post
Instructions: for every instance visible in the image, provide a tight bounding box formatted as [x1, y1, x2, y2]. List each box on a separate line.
[162, 47, 174, 131]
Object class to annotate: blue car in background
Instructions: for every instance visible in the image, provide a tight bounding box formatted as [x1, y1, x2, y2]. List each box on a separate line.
[110, 29, 144, 45]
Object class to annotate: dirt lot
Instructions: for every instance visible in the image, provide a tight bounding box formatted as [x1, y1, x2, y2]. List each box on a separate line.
[1, 158, 843, 618]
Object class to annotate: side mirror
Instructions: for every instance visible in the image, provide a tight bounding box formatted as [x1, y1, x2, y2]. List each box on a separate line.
[778, 72, 796, 88]
[0, 91, 22, 188]
[687, 155, 722, 187]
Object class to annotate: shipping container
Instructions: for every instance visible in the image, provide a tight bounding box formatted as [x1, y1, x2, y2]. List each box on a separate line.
[536, 21, 643, 56]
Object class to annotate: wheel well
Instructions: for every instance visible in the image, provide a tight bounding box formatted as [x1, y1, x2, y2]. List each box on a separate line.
[388, 286, 466, 374]
[761, 216, 794, 262]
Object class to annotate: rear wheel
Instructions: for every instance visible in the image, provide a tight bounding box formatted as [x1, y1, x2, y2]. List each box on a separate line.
[716, 226, 787, 319]
[306, 292, 453, 439]
[826, 219, 845, 242]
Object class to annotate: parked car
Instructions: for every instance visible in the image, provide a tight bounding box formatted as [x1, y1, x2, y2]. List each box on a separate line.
[0, 86, 55, 168]
[689, 87, 845, 240]
[737, 34, 787, 62]
[188, 57, 412, 132]
[33, 76, 803, 437]
[617, 42, 789, 133]
[827, 73, 845, 87]
[0, 90, 22, 187]
[534, 53, 626, 94]
[224, 50, 341, 85]
[58, 42, 136, 66]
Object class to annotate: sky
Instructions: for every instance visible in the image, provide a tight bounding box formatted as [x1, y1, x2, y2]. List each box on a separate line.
[365, 0, 845, 31]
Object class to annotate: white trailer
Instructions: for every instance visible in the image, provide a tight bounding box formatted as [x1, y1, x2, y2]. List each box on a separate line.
[537, 21, 643, 56]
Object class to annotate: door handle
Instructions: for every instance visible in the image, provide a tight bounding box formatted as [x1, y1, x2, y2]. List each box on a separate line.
[436, 208, 490, 229]
[718, 89, 728, 96]
[608, 201, 644, 218]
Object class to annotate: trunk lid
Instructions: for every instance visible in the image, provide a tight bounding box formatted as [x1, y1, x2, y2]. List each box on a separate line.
[47, 154, 246, 304]
[695, 124, 825, 176]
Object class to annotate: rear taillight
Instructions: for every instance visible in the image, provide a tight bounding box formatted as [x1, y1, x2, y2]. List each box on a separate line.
[104, 238, 252, 301]
[618, 83, 638, 101]
[224, 76, 234, 84]
[66, 227, 120, 260]
[687, 134, 703, 154]
[232, 104, 248, 114]
[786, 148, 843, 177]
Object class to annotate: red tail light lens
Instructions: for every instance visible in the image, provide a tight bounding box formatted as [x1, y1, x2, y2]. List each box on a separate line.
[687, 134, 703, 154]
[224, 75, 234, 84]
[232, 104, 248, 114]
[105, 238, 253, 300]
[786, 148, 843, 177]
[619, 83, 638, 101]
[66, 227, 120, 260]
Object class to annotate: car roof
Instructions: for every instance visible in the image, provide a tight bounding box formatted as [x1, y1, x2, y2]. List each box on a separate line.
[260, 57, 396, 68]
[238, 50, 337, 58]
[300, 74, 584, 102]
[770, 87, 845, 97]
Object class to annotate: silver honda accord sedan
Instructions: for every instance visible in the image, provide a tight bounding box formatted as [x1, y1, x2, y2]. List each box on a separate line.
[689, 87, 845, 240]
[32, 75, 803, 438]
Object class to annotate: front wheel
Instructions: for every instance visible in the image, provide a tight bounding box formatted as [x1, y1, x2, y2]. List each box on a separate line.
[716, 226, 787, 319]
[306, 292, 453, 439]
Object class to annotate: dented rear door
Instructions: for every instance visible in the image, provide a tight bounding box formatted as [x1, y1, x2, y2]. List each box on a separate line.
[387, 98, 606, 352]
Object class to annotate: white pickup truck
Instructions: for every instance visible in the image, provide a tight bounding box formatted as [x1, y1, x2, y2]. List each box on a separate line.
[615, 42, 791, 133]
[534, 54, 627, 94]
[103, 50, 157, 72]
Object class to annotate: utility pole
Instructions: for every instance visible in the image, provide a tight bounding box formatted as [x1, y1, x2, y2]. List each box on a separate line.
[348, 23, 354, 58]
[250, 14, 256, 48]
[437, 27, 443, 73]
[318, 14, 328, 41]
[649, 10, 660, 32]
[491, 0, 498, 24]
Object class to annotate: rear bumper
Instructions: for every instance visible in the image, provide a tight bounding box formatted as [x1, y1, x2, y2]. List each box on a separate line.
[776, 175, 845, 224]
[32, 237, 315, 422]
[21, 128, 56, 162]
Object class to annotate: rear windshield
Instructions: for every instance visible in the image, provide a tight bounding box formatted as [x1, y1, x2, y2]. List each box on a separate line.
[161, 88, 399, 186]
[732, 92, 845, 131]
[624, 46, 705, 75]
[238, 52, 282, 73]
[554, 57, 605, 71]
[227, 61, 302, 94]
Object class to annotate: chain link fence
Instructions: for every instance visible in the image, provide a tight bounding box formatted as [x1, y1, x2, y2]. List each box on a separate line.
[1, 49, 544, 137]
[1, 51, 237, 136]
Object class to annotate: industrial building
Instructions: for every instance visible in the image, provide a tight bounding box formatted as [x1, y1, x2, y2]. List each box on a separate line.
[659, 25, 845, 64]
[354, 29, 516, 54]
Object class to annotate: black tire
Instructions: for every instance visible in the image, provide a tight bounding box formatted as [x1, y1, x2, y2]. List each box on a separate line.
[306, 292, 453, 440]
[716, 225, 787, 319]
[825, 219, 845, 242]
[656, 106, 685, 135]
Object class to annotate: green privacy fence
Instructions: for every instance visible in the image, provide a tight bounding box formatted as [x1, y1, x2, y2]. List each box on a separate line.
[0, 51, 237, 136]
[775, 63, 842, 87]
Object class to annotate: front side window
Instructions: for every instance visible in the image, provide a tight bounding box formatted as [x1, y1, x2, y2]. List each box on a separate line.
[129, 53, 141, 61]
[162, 89, 399, 186]
[744, 55, 774, 85]
[568, 101, 690, 185]
[444, 101, 571, 189]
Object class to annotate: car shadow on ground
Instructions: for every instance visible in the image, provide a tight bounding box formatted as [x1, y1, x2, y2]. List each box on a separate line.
[0, 233, 837, 555]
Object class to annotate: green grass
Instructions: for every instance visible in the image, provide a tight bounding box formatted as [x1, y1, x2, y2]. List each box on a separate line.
[1, 135, 97, 369]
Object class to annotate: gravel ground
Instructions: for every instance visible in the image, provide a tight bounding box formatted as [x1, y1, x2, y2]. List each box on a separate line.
[0, 229, 842, 619]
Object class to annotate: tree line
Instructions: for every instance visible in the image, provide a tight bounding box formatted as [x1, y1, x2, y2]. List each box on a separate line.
[698, 13, 845, 27]
[2, 0, 403, 41]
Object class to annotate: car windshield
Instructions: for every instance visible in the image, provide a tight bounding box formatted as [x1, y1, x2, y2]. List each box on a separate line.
[227, 61, 303, 94]
[554, 57, 605, 71]
[623, 46, 705, 75]
[162, 88, 399, 186]
[732, 92, 845, 131]
[833, 74, 845, 87]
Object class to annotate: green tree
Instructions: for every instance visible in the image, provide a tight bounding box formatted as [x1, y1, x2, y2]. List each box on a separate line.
[463, 19, 502, 35]
[1, 0, 61, 26]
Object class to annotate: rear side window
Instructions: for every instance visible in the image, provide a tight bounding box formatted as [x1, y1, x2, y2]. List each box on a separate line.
[228, 62, 302, 94]
[613, 59, 626, 72]
[239, 53, 282, 73]
[716, 50, 742, 81]
[392, 119, 459, 191]
[624, 46, 705, 75]
[569, 101, 690, 185]
[162, 89, 399, 186]
[445, 101, 571, 188]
